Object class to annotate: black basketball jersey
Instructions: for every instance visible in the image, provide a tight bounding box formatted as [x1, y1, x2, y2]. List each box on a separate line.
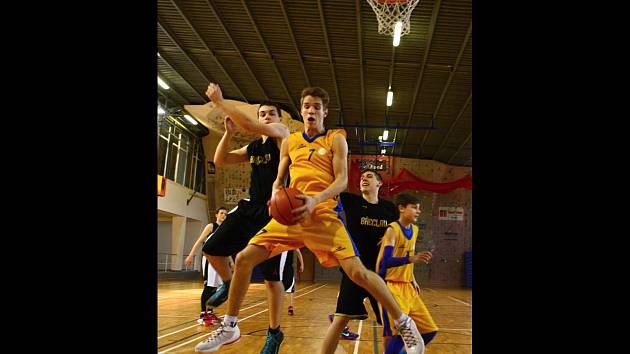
[246, 137, 280, 203]
[339, 192, 398, 271]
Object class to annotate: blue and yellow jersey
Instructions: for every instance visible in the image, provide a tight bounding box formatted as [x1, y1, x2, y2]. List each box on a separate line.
[287, 129, 346, 197]
[376, 221, 418, 282]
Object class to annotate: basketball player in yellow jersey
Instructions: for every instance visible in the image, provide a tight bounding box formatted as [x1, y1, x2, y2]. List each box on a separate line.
[196, 87, 425, 354]
[376, 193, 439, 354]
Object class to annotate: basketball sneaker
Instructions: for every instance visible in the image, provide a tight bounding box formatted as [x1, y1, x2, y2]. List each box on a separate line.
[260, 329, 284, 354]
[195, 321, 240, 353]
[206, 280, 230, 308]
[395, 316, 425, 354]
[340, 327, 359, 340]
[197, 311, 220, 326]
[328, 313, 359, 340]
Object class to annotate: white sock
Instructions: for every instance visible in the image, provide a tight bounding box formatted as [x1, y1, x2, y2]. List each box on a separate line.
[223, 315, 238, 327]
[393, 314, 408, 327]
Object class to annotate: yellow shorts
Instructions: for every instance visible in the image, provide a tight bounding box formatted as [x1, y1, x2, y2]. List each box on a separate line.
[379, 281, 438, 337]
[248, 199, 358, 267]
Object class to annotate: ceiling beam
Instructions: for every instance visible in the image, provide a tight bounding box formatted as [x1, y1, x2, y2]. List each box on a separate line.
[158, 55, 206, 101]
[165, 1, 248, 102]
[201, 0, 269, 101]
[317, 0, 344, 124]
[157, 86, 189, 107]
[431, 92, 471, 160]
[418, 21, 472, 154]
[396, 0, 443, 156]
[279, 0, 311, 87]
[240, 0, 299, 116]
[447, 132, 471, 165]
[158, 89, 187, 110]
[158, 20, 215, 97]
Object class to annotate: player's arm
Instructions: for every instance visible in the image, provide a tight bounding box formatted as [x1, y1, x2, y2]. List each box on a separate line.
[377, 226, 406, 277]
[207, 83, 289, 139]
[184, 224, 214, 267]
[213, 117, 249, 166]
[295, 248, 304, 273]
[271, 137, 291, 194]
[292, 133, 348, 220]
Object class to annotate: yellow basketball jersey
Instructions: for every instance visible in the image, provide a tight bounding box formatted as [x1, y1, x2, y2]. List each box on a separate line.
[287, 129, 346, 197]
[376, 221, 418, 282]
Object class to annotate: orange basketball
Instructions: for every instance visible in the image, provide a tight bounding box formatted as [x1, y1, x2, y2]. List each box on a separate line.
[270, 187, 304, 226]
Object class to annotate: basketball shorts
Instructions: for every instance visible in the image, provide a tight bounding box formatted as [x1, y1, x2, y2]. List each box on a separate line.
[379, 281, 439, 337]
[334, 269, 382, 324]
[248, 199, 359, 267]
[202, 199, 285, 281]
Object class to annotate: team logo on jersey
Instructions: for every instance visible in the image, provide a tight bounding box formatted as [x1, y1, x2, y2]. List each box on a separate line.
[250, 154, 272, 165]
[317, 147, 326, 155]
[333, 246, 346, 252]
[297, 144, 307, 149]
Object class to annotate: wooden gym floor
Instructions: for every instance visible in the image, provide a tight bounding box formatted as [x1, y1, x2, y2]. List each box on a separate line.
[158, 278, 471, 353]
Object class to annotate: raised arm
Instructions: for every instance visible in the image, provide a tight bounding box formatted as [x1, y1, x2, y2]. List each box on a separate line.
[271, 137, 291, 195]
[206, 83, 289, 139]
[213, 117, 249, 167]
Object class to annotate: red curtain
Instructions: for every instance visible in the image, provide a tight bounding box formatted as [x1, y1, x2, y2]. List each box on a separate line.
[388, 168, 472, 195]
[349, 156, 472, 196]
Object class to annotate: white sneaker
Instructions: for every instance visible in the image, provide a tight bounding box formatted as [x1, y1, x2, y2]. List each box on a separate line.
[195, 322, 240, 353]
[395, 316, 425, 354]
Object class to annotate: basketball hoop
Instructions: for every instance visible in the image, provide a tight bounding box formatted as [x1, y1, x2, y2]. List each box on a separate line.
[366, 0, 420, 37]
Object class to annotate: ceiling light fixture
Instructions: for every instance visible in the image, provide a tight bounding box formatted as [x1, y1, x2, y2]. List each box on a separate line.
[393, 21, 403, 47]
[183, 114, 198, 125]
[158, 76, 170, 90]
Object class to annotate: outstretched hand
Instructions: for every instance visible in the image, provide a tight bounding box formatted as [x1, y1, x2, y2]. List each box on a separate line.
[206, 83, 224, 103]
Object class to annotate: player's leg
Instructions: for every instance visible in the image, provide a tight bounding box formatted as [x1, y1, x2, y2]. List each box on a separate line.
[339, 257, 424, 354]
[320, 315, 351, 354]
[259, 253, 288, 354]
[195, 244, 270, 353]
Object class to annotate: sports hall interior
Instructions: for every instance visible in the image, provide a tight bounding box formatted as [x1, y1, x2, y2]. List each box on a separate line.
[157, 0, 471, 352]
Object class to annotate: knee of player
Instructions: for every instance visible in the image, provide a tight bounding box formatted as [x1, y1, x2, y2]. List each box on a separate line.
[347, 267, 370, 286]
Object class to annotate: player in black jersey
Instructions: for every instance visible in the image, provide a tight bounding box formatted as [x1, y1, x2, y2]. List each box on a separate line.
[321, 169, 399, 353]
[200, 83, 293, 353]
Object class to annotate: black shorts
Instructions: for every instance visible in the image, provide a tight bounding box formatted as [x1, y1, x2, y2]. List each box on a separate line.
[259, 251, 296, 291]
[203, 199, 271, 256]
[334, 270, 382, 325]
[202, 199, 282, 281]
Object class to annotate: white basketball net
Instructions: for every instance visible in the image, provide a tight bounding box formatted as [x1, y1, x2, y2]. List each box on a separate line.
[366, 0, 421, 37]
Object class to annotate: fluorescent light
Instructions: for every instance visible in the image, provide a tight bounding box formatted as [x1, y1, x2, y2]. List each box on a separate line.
[183, 114, 198, 125]
[157, 52, 161, 57]
[158, 76, 170, 89]
[386, 90, 393, 106]
[158, 106, 165, 114]
[393, 21, 403, 47]
[381, 149, 386, 154]
[383, 130, 389, 140]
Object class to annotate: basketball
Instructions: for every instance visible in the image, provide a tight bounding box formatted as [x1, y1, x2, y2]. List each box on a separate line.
[270, 187, 304, 225]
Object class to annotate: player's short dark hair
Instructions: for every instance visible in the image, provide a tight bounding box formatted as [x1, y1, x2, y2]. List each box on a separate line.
[215, 206, 227, 214]
[300, 87, 330, 109]
[258, 101, 283, 117]
[394, 193, 420, 210]
[361, 169, 383, 182]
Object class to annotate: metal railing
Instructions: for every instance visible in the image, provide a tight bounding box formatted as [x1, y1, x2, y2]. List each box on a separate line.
[157, 253, 198, 272]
